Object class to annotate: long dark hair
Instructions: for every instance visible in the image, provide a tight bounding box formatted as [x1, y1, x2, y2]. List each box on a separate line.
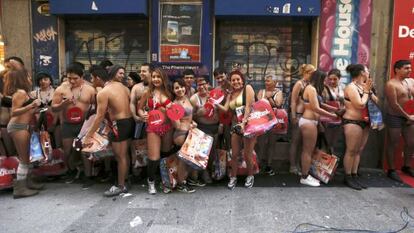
[171, 78, 186, 100]
[4, 69, 32, 96]
[310, 70, 327, 96]
[148, 67, 172, 99]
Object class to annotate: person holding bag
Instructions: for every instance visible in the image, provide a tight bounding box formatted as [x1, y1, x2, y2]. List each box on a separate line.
[342, 64, 378, 190]
[5, 69, 44, 198]
[299, 70, 337, 187]
[216, 70, 257, 189]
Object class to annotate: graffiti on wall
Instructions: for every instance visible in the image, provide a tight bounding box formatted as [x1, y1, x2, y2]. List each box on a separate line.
[318, 0, 372, 84]
[31, 1, 59, 84]
[65, 20, 148, 73]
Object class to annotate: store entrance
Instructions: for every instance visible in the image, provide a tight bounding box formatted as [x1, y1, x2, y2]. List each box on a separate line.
[215, 19, 312, 99]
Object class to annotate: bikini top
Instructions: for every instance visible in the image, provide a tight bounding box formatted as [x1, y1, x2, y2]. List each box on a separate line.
[298, 80, 309, 100]
[301, 85, 323, 105]
[344, 83, 364, 102]
[184, 107, 193, 117]
[22, 97, 36, 107]
[148, 97, 171, 110]
[326, 85, 344, 101]
[229, 89, 244, 110]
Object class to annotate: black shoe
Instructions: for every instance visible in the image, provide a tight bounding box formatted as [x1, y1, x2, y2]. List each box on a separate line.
[264, 166, 275, 176]
[187, 178, 206, 187]
[177, 182, 196, 193]
[82, 177, 94, 190]
[99, 172, 112, 183]
[402, 166, 414, 177]
[352, 175, 367, 189]
[387, 170, 403, 183]
[344, 176, 362, 190]
[63, 169, 81, 184]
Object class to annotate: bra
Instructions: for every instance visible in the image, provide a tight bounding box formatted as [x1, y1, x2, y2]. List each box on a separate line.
[229, 90, 243, 110]
[148, 97, 171, 110]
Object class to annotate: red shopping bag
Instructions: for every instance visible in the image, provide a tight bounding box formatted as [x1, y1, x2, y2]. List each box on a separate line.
[0, 156, 19, 189]
[160, 155, 179, 189]
[272, 108, 288, 134]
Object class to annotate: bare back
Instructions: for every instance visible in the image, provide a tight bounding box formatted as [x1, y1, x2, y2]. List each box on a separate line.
[102, 82, 132, 120]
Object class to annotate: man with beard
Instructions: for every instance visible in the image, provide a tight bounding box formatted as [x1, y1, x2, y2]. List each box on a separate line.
[52, 63, 96, 182]
[84, 65, 134, 197]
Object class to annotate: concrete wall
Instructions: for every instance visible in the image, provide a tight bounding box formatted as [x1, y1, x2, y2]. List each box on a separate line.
[2, 0, 32, 72]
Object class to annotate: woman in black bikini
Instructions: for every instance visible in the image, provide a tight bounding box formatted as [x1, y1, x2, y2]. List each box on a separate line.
[5, 69, 44, 198]
[342, 64, 377, 190]
[171, 79, 196, 193]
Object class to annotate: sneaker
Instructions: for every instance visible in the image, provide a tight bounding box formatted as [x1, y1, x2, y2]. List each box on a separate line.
[402, 166, 414, 177]
[162, 186, 172, 194]
[387, 170, 403, 183]
[103, 185, 127, 197]
[264, 166, 275, 176]
[344, 176, 362, 190]
[352, 175, 367, 189]
[147, 179, 157, 195]
[177, 182, 196, 193]
[82, 177, 94, 190]
[187, 178, 206, 187]
[289, 166, 302, 176]
[244, 175, 254, 188]
[300, 175, 320, 187]
[227, 177, 237, 190]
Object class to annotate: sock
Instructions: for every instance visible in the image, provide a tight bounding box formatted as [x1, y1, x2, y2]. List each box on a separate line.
[16, 163, 29, 181]
[301, 174, 308, 179]
[147, 159, 159, 182]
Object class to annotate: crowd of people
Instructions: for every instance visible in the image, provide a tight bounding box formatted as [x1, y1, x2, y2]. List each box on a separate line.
[0, 56, 413, 199]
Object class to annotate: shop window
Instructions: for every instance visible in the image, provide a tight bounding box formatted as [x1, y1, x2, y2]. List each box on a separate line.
[65, 19, 148, 72]
[216, 20, 311, 93]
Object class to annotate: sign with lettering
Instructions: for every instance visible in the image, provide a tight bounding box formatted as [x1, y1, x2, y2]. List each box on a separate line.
[318, 0, 372, 84]
[31, 1, 59, 84]
[390, 0, 414, 78]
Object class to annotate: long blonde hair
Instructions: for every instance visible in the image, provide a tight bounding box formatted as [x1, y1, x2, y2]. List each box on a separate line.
[148, 67, 172, 99]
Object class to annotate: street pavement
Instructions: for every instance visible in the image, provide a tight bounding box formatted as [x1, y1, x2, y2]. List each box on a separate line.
[1, 170, 414, 233]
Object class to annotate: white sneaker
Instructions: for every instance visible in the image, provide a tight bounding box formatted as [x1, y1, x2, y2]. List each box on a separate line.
[289, 166, 302, 176]
[308, 175, 321, 184]
[147, 179, 157, 195]
[244, 175, 254, 188]
[300, 175, 320, 187]
[227, 177, 237, 190]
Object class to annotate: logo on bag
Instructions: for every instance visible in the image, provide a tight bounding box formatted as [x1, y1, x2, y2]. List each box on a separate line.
[0, 168, 16, 176]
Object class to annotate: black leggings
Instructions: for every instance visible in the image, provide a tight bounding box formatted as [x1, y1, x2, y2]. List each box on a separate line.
[147, 159, 159, 182]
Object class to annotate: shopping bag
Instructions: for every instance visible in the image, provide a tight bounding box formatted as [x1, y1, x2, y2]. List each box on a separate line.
[178, 128, 213, 170]
[0, 156, 19, 189]
[309, 133, 338, 184]
[131, 139, 148, 168]
[227, 149, 260, 176]
[32, 149, 67, 177]
[160, 155, 179, 189]
[319, 101, 341, 125]
[39, 130, 53, 161]
[30, 132, 45, 163]
[367, 99, 384, 130]
[272, 108, 289, 134]
[244, 100, 277, 138]
[211, 149, 227, 180]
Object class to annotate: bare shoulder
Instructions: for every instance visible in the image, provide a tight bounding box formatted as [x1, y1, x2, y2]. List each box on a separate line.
[84, 84, 96, 94]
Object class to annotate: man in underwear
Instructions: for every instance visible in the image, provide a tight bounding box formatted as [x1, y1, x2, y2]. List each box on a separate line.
[189, 76, 219, 185]
[130, 63, 153, 129]
[84, 65, 134, 197]
[385, 59, 414, 182]
[183, 69, 196, 99]
[52, 63, 96, 183]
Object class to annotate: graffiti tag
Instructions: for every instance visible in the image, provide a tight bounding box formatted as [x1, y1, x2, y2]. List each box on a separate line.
[34, 26, 58, 43]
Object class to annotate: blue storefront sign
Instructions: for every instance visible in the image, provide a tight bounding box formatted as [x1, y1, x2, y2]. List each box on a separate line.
[215, 0, 320, 17]
[49, 0, 148, 15]
[31, 1, 59, 84]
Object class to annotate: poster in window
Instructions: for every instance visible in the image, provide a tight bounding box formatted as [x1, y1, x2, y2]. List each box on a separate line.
[160, 3, 202, 62]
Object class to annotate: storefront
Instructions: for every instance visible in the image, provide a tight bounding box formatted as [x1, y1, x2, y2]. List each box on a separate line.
[214, 0, 320, 93]
[46, 0, 150, 80]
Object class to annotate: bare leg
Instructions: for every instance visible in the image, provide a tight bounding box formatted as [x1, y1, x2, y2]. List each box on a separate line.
[230, 133, 242, 177]
[289, 123, 302, 169]
[386, 128, 401, 170]
[62, 138, 75, 170]
[299, 123, 318, 176]
[343, 124, 363, 175]
[1, 128, 17, 155]
[10, 130, 31, 164]
[111, 140, 130, 187]
[243, 136, 257, 176]
[352, 127, 370, 174]
[402, 124, 414, 167]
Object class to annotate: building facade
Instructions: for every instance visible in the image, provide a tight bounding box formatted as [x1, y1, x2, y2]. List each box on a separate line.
[0, 0, 406, 168]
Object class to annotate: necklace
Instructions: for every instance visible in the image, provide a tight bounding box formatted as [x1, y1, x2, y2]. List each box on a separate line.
[70, 84, 83, 104]
[37, 87, 53, 105]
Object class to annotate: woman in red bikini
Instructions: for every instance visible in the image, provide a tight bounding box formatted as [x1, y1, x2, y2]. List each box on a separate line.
[137, 68, 173, 195]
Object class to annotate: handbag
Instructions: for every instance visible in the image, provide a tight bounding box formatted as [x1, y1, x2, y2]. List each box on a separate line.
[244, 99, 277, 138]
[319, 101, 342, 125]
[178, 128, 214, 170]
[309, 133, 338, 184]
